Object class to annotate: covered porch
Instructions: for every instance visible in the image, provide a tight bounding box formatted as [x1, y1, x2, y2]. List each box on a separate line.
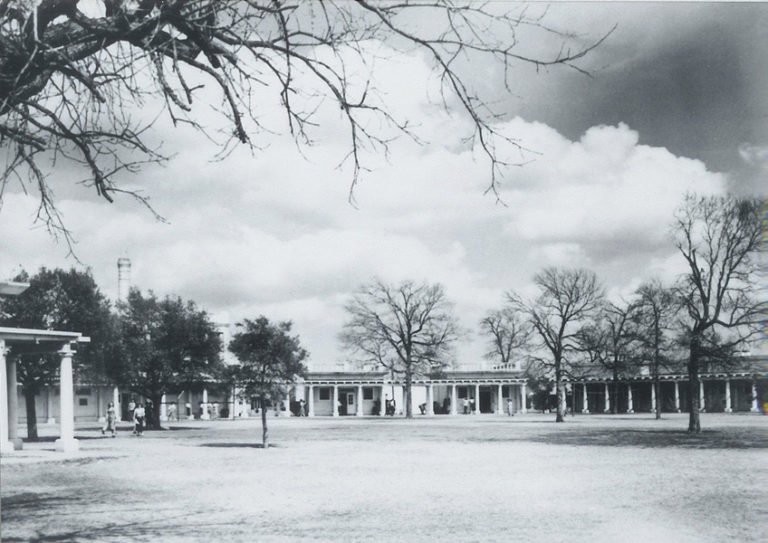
[1, 327, 89, 454]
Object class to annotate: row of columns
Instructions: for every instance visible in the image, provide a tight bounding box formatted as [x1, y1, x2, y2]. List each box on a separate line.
[300, 382, 527, 417]
[579, 379, 759, 413]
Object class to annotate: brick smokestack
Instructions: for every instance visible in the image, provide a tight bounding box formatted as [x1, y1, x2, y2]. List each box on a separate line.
[117, 257, 131, 303]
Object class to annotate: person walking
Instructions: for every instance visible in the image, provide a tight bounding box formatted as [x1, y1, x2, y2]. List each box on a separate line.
[133, 403, 146, 436]
[101, 401, 118, 437]
[507, 398, 515, 416]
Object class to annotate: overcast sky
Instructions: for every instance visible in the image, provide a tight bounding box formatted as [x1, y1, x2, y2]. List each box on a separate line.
[2, 2, 766, 369]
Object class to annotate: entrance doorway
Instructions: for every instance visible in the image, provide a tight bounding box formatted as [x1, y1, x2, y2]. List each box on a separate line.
[479, 388, 492, 413]
[345, 391, 355, 416]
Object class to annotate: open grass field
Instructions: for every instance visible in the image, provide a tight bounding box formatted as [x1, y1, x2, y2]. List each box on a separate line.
[1, 413, 766, 542]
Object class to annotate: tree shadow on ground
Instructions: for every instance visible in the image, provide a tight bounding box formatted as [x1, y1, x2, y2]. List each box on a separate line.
[519, 428, 768, 449]
[199, 442, 279, 449]
[0, 511, 235, 542]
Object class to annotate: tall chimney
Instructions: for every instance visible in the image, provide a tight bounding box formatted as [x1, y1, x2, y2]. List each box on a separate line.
[117, 257, 131, 303]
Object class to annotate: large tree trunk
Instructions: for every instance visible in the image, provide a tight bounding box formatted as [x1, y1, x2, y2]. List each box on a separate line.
[611, 367, 619, 414]
[654, 379, 661, 420]
[404, 369, 413, 419]
[261, 396, 269, 448]
[687, 335, 701, 433]
[150, 393, 163, 429]
[24, 389, 38, 440]
[555, 360, 565, 423]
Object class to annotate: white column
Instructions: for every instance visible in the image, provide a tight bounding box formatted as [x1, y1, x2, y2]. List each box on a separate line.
[582, 383, 589, 414]
[332, 385, 339, 417]
[474, 384, 480, 415]
[379, 385, 386, 416]
[282, 387, 290, 416]
[46, 387, 55, 423]
[751, 383, 760, 413]
[674, 381, 681, 412]
[496, 384, 503, 415]
[97, 388, 105, 423]
[724, 380, 732, 413]
[426, 384, 434, 415]
[113, 386, 121, 421]
[7, 354, 21, 449]
[228, 388, 236, 420]
[55, 343, 79, 452]
[356, 385, 364, 417]
[308, 385, 315, 417]
[604, 383, 610, 413]
[651, 383, 657, 413]
[627, 384, 634, 413]
[160, 394, 168, 421]
[520, 383, 527, 414]
[1, 341, 15, 454]
[451, 384, 457, 415]
[699, 381, 706, 412]
[201, 388, 210, 419]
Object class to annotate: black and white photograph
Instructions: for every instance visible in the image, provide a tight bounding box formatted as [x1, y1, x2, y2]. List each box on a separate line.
[1, 1, 766, 541]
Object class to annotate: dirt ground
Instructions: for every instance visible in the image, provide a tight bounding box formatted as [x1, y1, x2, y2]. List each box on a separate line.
[1, 413, 766, 542]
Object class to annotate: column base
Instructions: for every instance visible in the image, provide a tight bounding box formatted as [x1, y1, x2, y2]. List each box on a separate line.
[626, 410, 634, 414]
[0, 440, 16, 454]
[676, 409, 681, 413]
[46, 417, 56, 424]
[98, 416, 106, 423]
[11, 437, 23, 450]
[200, 414, 210, 420]
[751, 407, 760, 413]
[582, 410, 590, 414]
[160, 415, 168, 422]
[725, 408, 732, 413]
[54, 438, 80, 452]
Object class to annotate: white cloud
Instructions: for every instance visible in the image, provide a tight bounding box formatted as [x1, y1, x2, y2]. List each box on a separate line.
[1, 39, 733, 370]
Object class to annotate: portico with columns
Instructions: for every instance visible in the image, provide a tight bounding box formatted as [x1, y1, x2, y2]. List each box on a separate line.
[1, 327, 90, 454]
[298, 370, 528, 416]
[569, 365, 767, 415]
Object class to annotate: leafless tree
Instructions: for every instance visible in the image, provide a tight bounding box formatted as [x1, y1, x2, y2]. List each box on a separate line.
[479, 306, 530, 370]
[340, 278, 460, 418]
[673, 194, 765, 433]
[575, 300, 638, 414]
[1, 1, 612, 245]
[509, 267, 604, 422]
[634, 279, 680, 420]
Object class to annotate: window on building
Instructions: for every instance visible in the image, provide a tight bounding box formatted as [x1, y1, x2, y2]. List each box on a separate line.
[78, 398, 88, 406]
[319, 388, 330, 400]
[363, 388, 373, 400]
[458, 386, 468, 399]
[76, 387, 91, 396]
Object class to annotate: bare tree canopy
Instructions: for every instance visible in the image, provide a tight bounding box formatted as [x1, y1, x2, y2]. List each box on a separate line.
[509, 267, 604, 422]
[479, 306, 530, 369]
[575, 299, 638, 413]
[673, 193, 765, 432]
[634, 279, 680, 419]
[0, 0, 611, 239]
[340, 278, 459, 418]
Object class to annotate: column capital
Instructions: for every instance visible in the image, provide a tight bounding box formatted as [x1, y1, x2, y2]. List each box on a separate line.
[57, 342, 75, 357]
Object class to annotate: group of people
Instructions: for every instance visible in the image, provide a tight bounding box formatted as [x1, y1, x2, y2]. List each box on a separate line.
[100, 399, 147, 437]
